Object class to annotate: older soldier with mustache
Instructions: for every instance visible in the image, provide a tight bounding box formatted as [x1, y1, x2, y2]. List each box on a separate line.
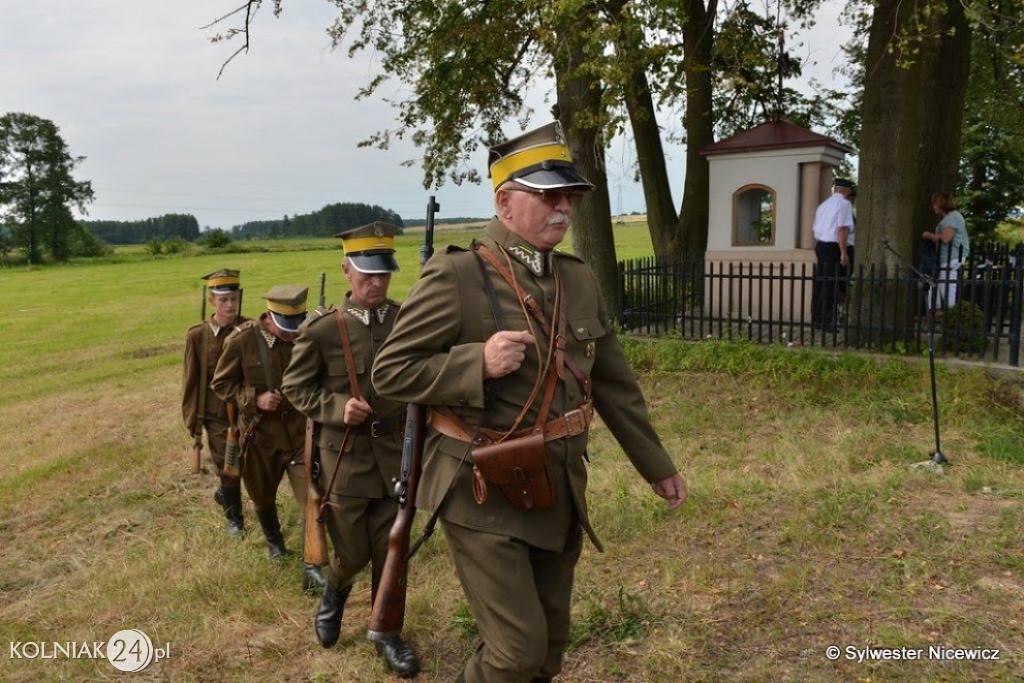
[372, 121, 686, 682]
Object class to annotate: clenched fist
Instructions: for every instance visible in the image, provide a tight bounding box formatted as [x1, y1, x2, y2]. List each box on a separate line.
[483, 330, 536, 379]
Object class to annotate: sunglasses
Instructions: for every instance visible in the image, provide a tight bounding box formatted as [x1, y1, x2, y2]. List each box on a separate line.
[504, 186, 587, 203]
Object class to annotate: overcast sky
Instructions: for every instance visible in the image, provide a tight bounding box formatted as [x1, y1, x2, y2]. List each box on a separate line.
[2, 1, 852, 230]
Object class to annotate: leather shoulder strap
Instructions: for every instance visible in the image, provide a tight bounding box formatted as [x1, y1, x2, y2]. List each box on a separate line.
[253, 327, 277, 391]
[476, 244, 592, 401]
[334, 308, 363, 402]
[197, 322, 210, 419]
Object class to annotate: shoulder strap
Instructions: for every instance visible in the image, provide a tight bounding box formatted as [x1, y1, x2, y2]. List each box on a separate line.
[334, 308, 363, 402]
[476, 244, 592, 402]
[197, 323, 210, 420]
[253, 328, 277, 391]
[473, 243, 508, 332]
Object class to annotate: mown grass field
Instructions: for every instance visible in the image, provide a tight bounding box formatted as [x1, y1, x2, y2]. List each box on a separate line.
[1, 221, 1023, 681]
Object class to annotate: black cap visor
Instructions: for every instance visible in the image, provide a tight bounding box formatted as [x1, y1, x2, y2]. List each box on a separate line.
[270, 312, 307, 334]
[347, 250, 400, 274]
[510, 162, 594, 191]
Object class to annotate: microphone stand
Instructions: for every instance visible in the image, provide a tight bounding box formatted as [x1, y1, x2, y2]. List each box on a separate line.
[881, 239, 948, 465]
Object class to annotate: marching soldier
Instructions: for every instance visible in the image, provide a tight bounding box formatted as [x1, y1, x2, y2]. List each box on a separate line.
[211, 285, 327, 593]
[372, 121, 686, 682]
[282, 223, 419, 677]
[181, 269, 248, 536]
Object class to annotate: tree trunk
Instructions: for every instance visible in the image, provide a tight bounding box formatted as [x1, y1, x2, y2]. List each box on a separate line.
[858, 0, 972, 272]
[677, 0, 717, 255]
[554, 7, 621, 319]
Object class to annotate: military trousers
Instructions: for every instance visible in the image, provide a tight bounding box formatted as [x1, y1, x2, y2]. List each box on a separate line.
[322, 493, 397, 594]
[442, 518, 584, 683]
[241, 444, 306, 512]
[200, 415, 232, 486]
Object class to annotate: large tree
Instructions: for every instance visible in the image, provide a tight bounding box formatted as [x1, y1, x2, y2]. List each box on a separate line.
[856, 0, 972, 272]
[956, 1, 1024, 238]
[0, 113, 94, 263]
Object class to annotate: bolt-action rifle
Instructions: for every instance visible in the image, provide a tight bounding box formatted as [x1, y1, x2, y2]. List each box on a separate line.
[303, 272, 330, 567]
[187, 284, 210, 474]
[367, 196, 438, 643]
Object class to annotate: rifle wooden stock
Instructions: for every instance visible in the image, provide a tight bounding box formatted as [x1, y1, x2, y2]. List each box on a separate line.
[303, 417, 329, 566]
[367, 403, 425, 640]
[223, 403, 241, 478]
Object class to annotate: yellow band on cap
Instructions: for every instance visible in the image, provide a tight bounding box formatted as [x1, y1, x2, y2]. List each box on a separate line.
[490, 143, 572, 191]
[207, 276, 240, 288]
[266, 301, 305, 315]
[343, 236, 394, 254]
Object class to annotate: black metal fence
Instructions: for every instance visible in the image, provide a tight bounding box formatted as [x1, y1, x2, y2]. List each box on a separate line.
[617, 242, 1024, 366]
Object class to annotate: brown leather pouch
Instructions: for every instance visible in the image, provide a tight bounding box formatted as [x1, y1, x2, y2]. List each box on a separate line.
[470, 432, 555, 510]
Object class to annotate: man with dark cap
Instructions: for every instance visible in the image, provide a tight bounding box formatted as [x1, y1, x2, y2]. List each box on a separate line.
[372, 121, 687, 682]
[211, 285, 326, 593]
[282, 223, 420, 677]
[182, 269, 248, 536]
[811, 177, 856, 331]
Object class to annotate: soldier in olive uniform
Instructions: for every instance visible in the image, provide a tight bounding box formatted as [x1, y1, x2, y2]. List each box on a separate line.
[372, 121, 687, 682]
[282, 223, 419, 678]
[211, 285, 327, 592]
[181, 269, 248, 536]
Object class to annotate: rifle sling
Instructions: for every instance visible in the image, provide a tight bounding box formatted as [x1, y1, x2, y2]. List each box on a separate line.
[196, 322, 210, 436]
[320, 308, 363, 515]
[254, 327, 277, 391]
[239, 327, 278, 450]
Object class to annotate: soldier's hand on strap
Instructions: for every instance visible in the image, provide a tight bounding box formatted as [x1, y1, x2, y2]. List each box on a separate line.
[483, 330, 536, 379]
[344, 397, 372, 426]
[256, 390, 282, 412]
[651, 473, 687, 510]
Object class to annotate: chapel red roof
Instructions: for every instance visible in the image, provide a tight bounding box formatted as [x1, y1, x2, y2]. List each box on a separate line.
[700, 120, 854, 156]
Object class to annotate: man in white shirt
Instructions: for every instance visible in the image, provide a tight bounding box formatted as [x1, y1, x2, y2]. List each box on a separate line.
[811, 178, 856, 330]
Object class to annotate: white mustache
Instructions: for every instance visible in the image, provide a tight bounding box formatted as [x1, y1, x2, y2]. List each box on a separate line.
[546, 213, 569, 227]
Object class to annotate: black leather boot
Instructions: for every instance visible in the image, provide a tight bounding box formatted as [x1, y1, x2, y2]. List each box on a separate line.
[255, 507, 287, 559]
[221, 485, 245, 538]
[375, 633, 420, 678]
[302, 564, 327, 593]
[315, 583, 352, 648]
[213, 485, 225, 507]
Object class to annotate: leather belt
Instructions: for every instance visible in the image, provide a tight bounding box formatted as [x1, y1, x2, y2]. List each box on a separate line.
[351, 413, 405, 438]
[429, 402, 594, 446]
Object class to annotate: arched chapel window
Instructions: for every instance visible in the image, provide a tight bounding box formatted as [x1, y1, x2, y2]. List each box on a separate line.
[733, 185, 776, 246]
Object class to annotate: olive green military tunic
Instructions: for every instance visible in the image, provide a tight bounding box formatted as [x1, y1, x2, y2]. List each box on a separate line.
[211, 315, 306, 511]
[282, 298, 406, 592]
[181, 316, 247, 480]
[372, 218, 679, 681]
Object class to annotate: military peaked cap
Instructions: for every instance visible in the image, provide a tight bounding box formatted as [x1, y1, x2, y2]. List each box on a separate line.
[335, 221, 400, 274]
[263, 284, 308, 333]
[488, 121, 594, 193]
[202, 268, 241, 294]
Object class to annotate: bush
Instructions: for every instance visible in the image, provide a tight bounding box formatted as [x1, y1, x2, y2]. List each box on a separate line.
[164, 236, 188, 254]
[939, 301, 987, 353]
[202, 229, 232, 249]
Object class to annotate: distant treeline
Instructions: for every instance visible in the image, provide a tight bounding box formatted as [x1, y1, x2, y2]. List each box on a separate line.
[80, 203, 409, 245]
[230, 203, 405, 239]
[82, 214, 201, 245]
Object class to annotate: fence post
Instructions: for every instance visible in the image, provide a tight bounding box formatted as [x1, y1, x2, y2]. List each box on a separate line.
[1009, 243, 1023, 366]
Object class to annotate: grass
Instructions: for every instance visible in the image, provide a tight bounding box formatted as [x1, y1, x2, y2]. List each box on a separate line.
[2, 227, 1024, 680]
